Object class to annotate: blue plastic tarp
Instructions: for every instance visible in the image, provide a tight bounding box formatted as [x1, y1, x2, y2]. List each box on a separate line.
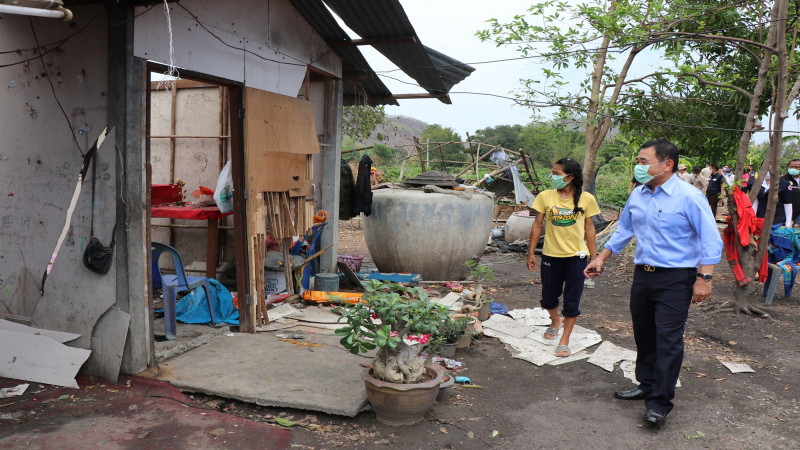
[176, 279, 239, 325]
[355, 272, 422, 283]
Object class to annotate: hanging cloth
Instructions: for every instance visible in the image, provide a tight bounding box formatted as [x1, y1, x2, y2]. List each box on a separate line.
[339, 163, 357, 220]
[354, 154, 373, 216]
[509, 166, 535, 207]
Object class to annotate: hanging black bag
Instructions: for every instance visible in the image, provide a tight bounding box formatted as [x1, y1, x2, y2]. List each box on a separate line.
[82, 153, 116, 275]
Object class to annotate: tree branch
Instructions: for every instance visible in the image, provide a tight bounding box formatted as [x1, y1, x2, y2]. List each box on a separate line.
[652, 31, 777, 52]
[677, 72, 754, 99]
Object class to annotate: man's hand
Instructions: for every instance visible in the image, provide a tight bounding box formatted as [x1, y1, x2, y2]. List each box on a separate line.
[584, 258, 604, 278]
[692, 279, 712, 303]
[526, 253, 537, 272]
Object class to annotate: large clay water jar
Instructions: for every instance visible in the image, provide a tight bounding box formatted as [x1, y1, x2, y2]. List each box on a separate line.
[505, 212, 537, 243]
[363, 189, 494, 281]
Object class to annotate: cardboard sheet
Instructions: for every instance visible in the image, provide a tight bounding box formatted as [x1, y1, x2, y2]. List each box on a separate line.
[0, 318, 80, 343]
[0, 329, 91, 388]
[587, 341, 637, 372]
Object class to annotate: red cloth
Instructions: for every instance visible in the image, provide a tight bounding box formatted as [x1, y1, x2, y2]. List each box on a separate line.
[723, 188, 768, 285]
[151, 184, 183, 205]
[732, 186, 756, 247]
[151, 205, 232, 220]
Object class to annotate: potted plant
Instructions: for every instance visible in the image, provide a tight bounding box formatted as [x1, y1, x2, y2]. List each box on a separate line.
[440, 317, 469, 356]
[334, 280, 450, 425]
[461, 260, 495, 321]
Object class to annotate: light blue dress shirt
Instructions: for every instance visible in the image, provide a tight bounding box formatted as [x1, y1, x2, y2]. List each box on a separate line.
[605, 173, 723, 267]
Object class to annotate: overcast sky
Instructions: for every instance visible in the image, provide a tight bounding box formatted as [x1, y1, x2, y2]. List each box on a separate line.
[360, 1, 540, 138]
[352, 0, 795, 144]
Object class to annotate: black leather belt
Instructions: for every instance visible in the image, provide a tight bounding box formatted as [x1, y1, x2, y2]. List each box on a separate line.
[636, 264, 696, 272]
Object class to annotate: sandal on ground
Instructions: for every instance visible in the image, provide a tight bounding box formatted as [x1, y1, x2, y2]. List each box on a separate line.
[555, 345, 571, 357]
[543, 325, 562, 340]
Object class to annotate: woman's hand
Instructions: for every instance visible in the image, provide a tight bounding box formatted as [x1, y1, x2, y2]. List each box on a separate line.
[526, 253, 537, 272]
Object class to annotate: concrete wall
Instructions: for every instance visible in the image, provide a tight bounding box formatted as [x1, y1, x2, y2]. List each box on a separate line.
[0, 7, 115, 354]
[0, 0, 344, 376]
[134, 0, 341, 94]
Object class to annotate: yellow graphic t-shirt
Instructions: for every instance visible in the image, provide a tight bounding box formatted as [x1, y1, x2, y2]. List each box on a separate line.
[532, 189, 601, 258]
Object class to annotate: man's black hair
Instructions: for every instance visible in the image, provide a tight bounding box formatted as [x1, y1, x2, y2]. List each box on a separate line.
[692, 166, 701, 174]
[641, 139, 679, 173]
[711, 164, 719, 171]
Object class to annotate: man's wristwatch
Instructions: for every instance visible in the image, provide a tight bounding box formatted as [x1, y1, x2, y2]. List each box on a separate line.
[697, 273, 713, 282]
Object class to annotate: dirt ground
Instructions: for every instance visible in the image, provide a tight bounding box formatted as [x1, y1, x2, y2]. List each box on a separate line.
[172, 219, 798, 449]
[4, 218, 799, 449]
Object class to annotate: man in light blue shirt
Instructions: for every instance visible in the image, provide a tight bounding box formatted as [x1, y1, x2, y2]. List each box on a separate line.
[585, 139, 722, 427]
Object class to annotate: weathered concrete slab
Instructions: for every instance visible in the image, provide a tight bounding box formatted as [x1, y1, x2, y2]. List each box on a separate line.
[158, 332, 371, 417]
[86, 307, 131, 383]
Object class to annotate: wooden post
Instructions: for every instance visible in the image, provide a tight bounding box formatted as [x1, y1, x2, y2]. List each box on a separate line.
[168, 82, 177, 246]
[413, 137, 427, 172]
[519, 149, 536, 184]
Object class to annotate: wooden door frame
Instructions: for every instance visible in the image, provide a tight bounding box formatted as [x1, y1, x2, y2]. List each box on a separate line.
[144, 64, 250, 337]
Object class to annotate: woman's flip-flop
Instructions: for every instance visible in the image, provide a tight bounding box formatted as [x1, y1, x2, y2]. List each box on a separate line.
[555, 345, 571, 357]
[543, 325, 562, 340]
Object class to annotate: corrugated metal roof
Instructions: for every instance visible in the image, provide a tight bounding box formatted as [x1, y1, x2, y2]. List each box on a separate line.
[291, 0, 474, 105]
[290, 0, 398, 105]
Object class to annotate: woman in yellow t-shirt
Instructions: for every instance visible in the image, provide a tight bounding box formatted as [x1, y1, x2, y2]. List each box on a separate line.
[526, 158, 600, 357]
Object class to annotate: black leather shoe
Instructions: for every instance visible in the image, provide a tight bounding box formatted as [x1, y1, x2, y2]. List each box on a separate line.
[644, 409, 666, 427]
[614, 388, 647, 400]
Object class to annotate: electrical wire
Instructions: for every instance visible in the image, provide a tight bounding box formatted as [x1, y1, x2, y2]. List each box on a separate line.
[376, 72, 800, 135]
[28, 18, 83, 156]
[374, 13, 800, 74]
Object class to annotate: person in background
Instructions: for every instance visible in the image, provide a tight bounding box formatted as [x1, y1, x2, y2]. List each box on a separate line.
[527, 158, 600, 358]
[677, 164, 692, 183]
[752, 172, 792, 229]
[584, 139, 721, 428]
[690, 166, 707, 193]
[780, 158, 800, 224]
[722, 165, 735, 186]
[742, 166, 753, 193]
[706, 165, 725, 219]
[700, 162, 712, 180]
[628, 175, 642, 196]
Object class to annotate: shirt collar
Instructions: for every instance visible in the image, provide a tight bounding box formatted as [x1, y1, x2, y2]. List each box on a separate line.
[641, 173, 679, 196]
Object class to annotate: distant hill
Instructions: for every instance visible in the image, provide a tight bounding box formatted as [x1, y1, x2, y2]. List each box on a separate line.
[363, 115, 428, 150]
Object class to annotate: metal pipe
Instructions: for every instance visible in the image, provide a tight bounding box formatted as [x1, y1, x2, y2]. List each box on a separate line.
[0, 4, 72, 21]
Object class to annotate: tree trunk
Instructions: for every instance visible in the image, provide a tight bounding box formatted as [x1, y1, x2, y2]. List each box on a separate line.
[372, 342, 425, 384]
[729, 0, 788, 315]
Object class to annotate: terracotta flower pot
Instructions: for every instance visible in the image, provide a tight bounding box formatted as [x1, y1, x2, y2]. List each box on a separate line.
[362, 366, 444, 426]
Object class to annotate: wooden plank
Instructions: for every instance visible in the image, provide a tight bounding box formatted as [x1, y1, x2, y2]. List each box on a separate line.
[249, 152, 307, 192]
[244, 88, 319, 155]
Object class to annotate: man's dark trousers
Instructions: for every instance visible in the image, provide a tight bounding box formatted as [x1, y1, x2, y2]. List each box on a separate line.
[630, 266, 697, 415]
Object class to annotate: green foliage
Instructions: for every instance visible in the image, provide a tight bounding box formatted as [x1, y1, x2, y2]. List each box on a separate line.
[343, 105, 386, 144]
[333, 281, 450, 355]
[421, 124, 466, 171]
[372, 143, 398, 163]
[442, 317, 469, 344]
[464, 260, 495, 284]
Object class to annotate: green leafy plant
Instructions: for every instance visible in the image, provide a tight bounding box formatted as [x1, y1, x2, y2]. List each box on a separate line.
[442, 317, 470, 344]
[462, 260, 495, 309]
[464, 260, 495, 284]
[334, 281, 450, 384]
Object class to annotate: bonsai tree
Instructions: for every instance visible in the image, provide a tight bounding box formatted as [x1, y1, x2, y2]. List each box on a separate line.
[334, 281, 449, 384]
[461, 260, 495, 307]
[441, 317, 470, 344]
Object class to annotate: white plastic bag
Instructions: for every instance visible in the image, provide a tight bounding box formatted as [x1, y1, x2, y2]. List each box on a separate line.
[214, 161, 234, 213]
